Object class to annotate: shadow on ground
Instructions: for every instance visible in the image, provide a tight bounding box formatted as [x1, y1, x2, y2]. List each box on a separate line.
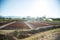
[55, 33, 60, 40]
[0, 34, 15, 40]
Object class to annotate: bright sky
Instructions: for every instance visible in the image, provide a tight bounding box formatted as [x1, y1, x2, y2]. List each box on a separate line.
[0, 0, 60, 18]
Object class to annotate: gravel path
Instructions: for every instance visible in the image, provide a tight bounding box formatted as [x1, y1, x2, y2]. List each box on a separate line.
[24, 22, 33, 29]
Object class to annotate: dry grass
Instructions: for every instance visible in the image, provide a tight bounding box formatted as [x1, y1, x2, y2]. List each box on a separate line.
[0, 30, 15, 34]
[22, 28, 60, 40]
[0, 28, 60, 40]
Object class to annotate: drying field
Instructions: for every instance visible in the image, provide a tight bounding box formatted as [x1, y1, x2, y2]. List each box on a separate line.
[28, 21, 60, 26]
[1, 21, 30, 30]
[42, 21, 60, 25]
[0, 21, 60, 30]
[29, 22, 50, 26]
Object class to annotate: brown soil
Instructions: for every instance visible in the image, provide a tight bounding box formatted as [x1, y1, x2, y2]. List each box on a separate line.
[1, 21, 30, 30]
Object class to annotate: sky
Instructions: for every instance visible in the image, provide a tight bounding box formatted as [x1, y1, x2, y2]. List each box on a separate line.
[0, 0, 60, 18]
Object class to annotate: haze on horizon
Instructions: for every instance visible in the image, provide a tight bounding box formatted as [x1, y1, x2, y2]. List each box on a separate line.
[0, 0, 60, 18]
